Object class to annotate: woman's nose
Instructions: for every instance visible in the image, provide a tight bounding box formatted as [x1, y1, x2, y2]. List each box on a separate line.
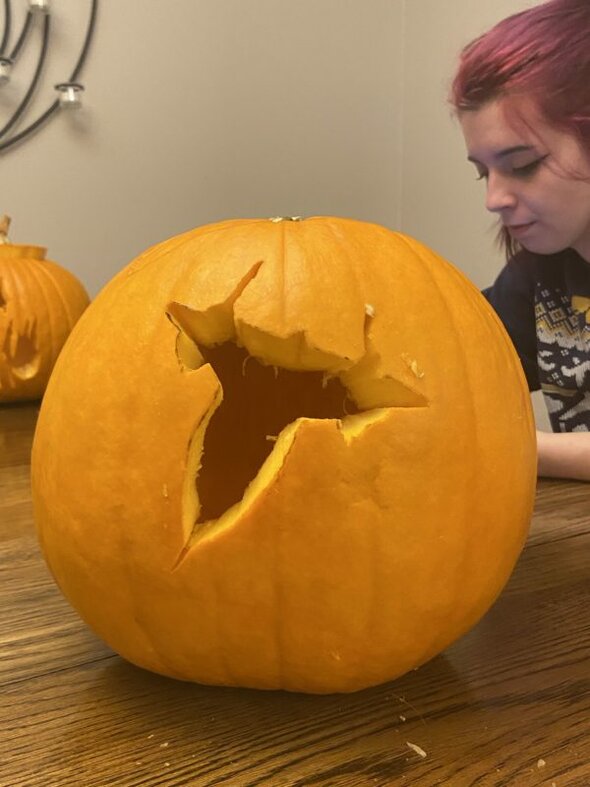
[485, 172, 517, 213]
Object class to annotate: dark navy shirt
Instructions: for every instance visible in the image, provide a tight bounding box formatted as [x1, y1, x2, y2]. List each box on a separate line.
[483, 248, 590, 433]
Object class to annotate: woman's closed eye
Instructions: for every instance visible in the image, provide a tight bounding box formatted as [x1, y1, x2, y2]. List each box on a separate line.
[472, 154, 549, 182]
[511, 155, 548, 177]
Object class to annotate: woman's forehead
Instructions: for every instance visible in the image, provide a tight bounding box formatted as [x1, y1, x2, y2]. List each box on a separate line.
[459, 97, 566, 157]
[460, 97, 590, 176]
[460, 101, 535, 153]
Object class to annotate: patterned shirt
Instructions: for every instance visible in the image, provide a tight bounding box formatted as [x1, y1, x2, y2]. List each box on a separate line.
[483, 248, 590, 433]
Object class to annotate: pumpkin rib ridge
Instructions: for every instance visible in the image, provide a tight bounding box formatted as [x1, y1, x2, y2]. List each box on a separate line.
[272, 494, 287, 691]
[209, 574, 240, 687]
[38, 260, 88, 332]
[398, 234, 482, 437]
[436, 255, 536, 563]
[395, 232, 478, 413]
[394, 233, 490, 644]
[33, 261, 71, 365]
[278, 219, 288, 332]
[446, 258, 535, 431]
[124, 219, 263, 281]
[395, 232, 533, 651]
[441, 254, 534, 420]
[329, 222, 364, 315]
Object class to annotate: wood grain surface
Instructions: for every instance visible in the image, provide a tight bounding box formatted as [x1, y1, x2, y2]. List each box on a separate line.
[1, 403, 589, 787]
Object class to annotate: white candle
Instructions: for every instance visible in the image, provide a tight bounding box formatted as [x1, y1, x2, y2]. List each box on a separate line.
[29, 0, 50, 13]
[55, 82, 84, 109]
[0, 58, 12, 85]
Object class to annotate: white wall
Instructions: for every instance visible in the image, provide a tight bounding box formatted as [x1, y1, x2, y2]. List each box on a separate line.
[1, 0, 404, 296]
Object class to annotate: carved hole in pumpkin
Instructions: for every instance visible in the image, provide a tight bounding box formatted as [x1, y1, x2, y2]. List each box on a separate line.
[2, 320, 41, 381]
[195, 342, 360, 523]
[0, 279, 6, 311]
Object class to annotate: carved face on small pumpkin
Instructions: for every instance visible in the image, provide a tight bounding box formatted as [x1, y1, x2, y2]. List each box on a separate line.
[0, 229, 89, 402]
[32, 217, 536, 693]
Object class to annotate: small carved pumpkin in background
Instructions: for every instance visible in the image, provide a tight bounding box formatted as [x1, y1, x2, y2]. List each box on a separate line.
[31, 216, 537, 693]
[0, 215, 90, 402]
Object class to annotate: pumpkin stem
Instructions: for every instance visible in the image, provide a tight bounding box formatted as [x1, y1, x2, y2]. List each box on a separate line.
[0, 215, 10, 244]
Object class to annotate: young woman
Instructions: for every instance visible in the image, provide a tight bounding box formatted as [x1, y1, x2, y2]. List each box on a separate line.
[450, 0, 590, 480]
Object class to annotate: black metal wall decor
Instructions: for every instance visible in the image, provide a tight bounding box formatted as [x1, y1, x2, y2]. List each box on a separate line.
[0, 0, 98, 152]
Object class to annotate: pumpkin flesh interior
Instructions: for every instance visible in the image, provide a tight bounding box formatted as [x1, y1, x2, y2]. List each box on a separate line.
[198, 342, 363, 521]
[178, 340, 397, 555]
[189, 341, 370, 523]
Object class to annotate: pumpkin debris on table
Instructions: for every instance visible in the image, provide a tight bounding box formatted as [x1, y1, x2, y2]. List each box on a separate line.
[0, 215, 89, 402]
[31, 216, 537, 693]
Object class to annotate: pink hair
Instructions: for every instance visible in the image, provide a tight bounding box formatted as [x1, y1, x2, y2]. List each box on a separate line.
[450, 0, 590, 256]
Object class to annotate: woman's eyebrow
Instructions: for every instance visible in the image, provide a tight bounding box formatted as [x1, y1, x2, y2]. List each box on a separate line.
[467, 144, 535, 164]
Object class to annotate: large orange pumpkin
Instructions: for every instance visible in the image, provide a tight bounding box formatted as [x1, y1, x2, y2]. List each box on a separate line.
[31, 217, 536, 693]
[0, 216, 90, 402]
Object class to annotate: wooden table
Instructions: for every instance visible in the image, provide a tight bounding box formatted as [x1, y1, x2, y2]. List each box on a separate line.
[1, 403, 589, 787]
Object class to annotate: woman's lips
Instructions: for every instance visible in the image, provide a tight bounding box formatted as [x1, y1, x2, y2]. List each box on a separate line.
[507, 221, 536, 237]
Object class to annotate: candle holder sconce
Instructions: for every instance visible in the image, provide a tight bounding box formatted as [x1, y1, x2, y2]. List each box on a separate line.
[0, 0, 98, 152]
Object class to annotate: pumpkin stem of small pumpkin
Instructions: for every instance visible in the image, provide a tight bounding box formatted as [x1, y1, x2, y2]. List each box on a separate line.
[0, 215, 11, 244]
